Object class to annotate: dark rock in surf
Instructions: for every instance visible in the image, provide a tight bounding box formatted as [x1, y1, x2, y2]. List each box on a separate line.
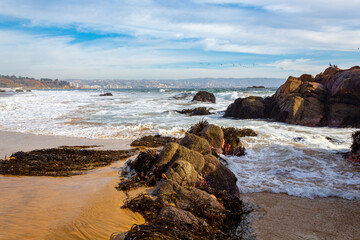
[99, 92, 113, 96]
[176, 107, 211, 116]
[224, 96, 265, 119]
[192, 91, 216, 103]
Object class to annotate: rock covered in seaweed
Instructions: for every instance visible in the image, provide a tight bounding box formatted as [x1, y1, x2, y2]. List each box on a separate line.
[114, 121, 255, 239]
[176, 107, 212, 116]
[130, 134, 180, 148]
[192, 91, 216, 103]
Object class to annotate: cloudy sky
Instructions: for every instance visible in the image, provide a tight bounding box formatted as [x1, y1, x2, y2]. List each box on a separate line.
[0, 0, 359, 80]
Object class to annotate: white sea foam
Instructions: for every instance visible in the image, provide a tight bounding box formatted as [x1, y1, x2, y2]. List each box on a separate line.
[0, 88, 359, 200]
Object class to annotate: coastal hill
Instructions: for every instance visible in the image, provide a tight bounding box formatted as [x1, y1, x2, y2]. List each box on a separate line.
[0, 75, 72, 89]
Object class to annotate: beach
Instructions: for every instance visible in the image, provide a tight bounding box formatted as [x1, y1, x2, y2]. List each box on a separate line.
[242, 192, 360, 240]
[1, 130, 359, 239]
[0, 131, 144, 240]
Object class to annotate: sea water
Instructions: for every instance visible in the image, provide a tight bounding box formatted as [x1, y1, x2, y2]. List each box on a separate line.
[0, 88, 359, 200]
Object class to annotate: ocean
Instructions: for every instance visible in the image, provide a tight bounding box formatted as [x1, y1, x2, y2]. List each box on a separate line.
[1, 88, 359, 200]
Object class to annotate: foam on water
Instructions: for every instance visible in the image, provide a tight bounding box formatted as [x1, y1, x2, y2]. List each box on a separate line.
[0, 88, 359, 199]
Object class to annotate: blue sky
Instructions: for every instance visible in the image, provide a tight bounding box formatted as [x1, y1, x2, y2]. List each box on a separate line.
[0, 0, 359, 80]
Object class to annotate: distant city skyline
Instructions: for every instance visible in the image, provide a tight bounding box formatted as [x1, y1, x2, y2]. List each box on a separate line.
[0, 0, 359, 80]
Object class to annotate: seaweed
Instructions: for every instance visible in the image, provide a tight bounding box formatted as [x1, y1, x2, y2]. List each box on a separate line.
[0, 147, 138, 176]
[187, 119, 209, 135]
[130, 135, 180, 148]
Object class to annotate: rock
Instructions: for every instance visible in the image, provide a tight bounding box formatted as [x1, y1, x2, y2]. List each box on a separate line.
[129, 150, 157, 175]
[270, 66, 360, 127]
[117, 122, 249, 239]
[222, 127, 252, 156]
[130, 134, 180, 148]
[99, 92, 113, 96]
[224, 66, 360, 127]
[224, 96, 265, 119]
[151, 143, 205, 174]
[345, 131, 360, 163]
[26, 90, 31, 92]
[155, 206, 208, 229]
[187, 119, 209, 135]
[192, 91, 216, 103]
[204, 164, 240, 198]
[15, 89, 24, 92]
[179, 133, 212, 155]
[176, 107, 211, 116]
[268, 75, 327, 126]
[199, 124, 224, 154]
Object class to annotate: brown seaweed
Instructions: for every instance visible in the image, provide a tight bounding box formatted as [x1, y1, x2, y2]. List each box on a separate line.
[130, 135, 180, 148]
[0, 147, 138, 176]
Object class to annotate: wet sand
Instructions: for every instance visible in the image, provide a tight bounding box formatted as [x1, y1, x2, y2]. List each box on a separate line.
[0, 131, 143, 240]
[0, 130, 133, 159]
[242, 192, 360, 240]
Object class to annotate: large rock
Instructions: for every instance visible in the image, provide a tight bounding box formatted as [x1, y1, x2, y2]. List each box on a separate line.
[224, 66, 360, 127]
[176, 107, 211, 116]
[192, 91, 216, 103]
[268, 76, 327, 126]
[224, 96, 265, 119]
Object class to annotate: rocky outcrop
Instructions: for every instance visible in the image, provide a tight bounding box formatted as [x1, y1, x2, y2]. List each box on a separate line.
[192, 91, 216, 103]
[224, 96, 265, 119]
[224, 66, 360, 127]
[176, 107, 212, 116]
[114, 122, 255, 239]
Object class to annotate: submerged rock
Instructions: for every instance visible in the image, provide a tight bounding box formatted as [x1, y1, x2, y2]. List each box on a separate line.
[192, 91, 216, 103]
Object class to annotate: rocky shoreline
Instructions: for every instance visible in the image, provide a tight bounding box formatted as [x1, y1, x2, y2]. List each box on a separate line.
[112, 121, 257, 239]
[224, 66, 360, 128]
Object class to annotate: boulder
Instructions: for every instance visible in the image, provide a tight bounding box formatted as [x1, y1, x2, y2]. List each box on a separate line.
[199, 124, 224, 154]
[346, 131, 360, 163]
[192, 91, 216, 103]
[224, 96, 265, 119]
[155, 207, 208, 229]
[225, 66, 360, 127]
[180, 133, 212, 155]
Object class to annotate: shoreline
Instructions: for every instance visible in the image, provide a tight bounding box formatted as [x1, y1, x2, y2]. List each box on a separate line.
[1, 130, 359, 239]
[0, 130, 133, 158]
[0, 131, 142, 240]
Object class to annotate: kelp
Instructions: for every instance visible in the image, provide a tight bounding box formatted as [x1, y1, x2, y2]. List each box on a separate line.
[130, 135, 180, 148]
[187, 119, 209, 135]
[0, 147, 137, 176]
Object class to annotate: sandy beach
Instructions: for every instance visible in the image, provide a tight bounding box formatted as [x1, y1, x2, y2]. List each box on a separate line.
[242, 192, 360, 240]
[1, 131, 359, 239]
[0, 131, 143, 240]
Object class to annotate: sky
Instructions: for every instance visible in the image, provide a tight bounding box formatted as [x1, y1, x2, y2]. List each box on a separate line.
[0, 0, 359, 80]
